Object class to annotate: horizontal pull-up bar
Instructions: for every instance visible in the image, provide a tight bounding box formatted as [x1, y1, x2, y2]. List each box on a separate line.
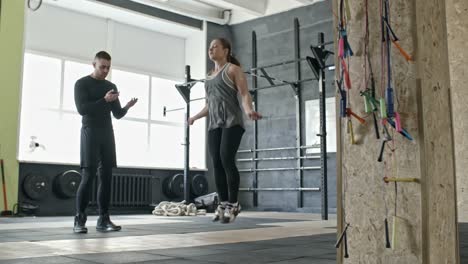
[248, 42, 333, 71]
[175, 65, 334, 99]
[245, 71, 294, 85]
[238, 145, 320, 153]
[239, 187, 320, 191]
[239, 166, 320, 172]
[191, 97, 205, 102]
[250, 77, 317, 92]
[175, 79, 205, 89]
[237, 155, 320, 162]
[163, 106, 184, 116]
[163, 97, 206, 116]
[175, 70, 311, 89]
[315, 40, 334, 47]
[250, 58, 309, 71]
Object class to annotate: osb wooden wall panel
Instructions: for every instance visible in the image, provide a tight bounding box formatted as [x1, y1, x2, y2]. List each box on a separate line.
[335, 0, 457, 263]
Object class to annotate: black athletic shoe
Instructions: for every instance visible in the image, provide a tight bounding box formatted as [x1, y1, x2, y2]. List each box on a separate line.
[212, 205, 226, 222]
[222, 203, 241, 224]
[73, 214, 88, 233]
[96, 214, 122, 232]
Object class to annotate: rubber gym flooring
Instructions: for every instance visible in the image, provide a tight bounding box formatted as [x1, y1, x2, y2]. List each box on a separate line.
[0, 212, 337, 264]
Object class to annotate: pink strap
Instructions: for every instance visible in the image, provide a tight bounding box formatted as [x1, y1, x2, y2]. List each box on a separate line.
[394, 112, 402, 132]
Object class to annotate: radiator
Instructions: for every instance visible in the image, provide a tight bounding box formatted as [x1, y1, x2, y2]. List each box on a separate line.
[90, 173, 160, 208]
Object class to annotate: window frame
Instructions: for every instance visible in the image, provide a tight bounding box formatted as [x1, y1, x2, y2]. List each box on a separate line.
[18, 50, 207, 170]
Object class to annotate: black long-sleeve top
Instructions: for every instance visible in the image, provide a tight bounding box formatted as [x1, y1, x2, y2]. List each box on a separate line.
[74, 75, 127, 128]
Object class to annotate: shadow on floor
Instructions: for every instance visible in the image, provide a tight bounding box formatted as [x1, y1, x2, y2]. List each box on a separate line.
[459, 222, 468, 263]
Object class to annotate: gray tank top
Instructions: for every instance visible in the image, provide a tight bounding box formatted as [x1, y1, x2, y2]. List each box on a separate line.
[205, 63, 244, 130]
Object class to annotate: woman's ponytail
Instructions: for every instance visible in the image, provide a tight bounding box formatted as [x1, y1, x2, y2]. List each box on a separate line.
[228, 54, 241, 67]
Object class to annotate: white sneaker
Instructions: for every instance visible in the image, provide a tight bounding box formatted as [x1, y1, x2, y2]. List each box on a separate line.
[222, 203, 241, 224]
[212, 204, 225, 222]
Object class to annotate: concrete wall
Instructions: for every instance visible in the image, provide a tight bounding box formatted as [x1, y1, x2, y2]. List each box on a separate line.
[0, 0, 26, 213]
[446, 0, 468, 223]
[206, 1, 336, 213]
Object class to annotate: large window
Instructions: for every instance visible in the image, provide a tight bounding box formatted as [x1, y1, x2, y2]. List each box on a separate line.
[63, 61, 93, 111]
[19, 52, 206, 169]
[112, 69, 150, 119]
[305, 97, 337, 153]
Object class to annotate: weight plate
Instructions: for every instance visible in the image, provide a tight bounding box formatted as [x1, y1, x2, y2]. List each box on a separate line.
[162, 176, 173, 198]
[169, 173, 184, 198]
[191, 174, 208, 197]
[54, 170, 81, 199]
[23, 174, 49, 200]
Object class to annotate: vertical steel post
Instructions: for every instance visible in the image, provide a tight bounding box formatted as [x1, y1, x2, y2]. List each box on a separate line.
[294, 18, 304, 208]
[251, 31, 258, 207]
[184, 65, 191, 203]
[318, 32, 328, 220]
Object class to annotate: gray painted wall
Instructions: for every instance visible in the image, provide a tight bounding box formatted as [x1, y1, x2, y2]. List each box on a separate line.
[205, 1, 336, 213]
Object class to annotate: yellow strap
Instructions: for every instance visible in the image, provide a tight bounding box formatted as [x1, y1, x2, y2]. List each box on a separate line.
[392, 216, 398, 250]
[345, 0, 351, 21]
[348, 119, 355, 145]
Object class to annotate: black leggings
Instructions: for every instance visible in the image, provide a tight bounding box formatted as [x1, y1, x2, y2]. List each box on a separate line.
[76, 164, 113, 215]
[208, 125, 244, 203]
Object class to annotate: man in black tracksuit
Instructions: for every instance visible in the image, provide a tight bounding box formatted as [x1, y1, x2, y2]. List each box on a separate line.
[73, 51, 137, 233]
